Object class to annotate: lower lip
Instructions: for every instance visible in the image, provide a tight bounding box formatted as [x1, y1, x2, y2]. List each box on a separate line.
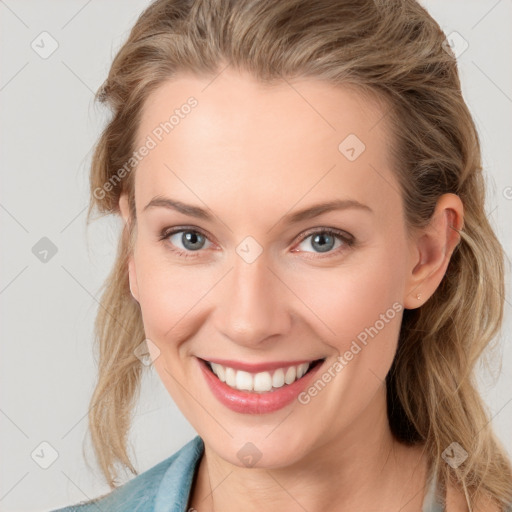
[198, 357, 324, 414]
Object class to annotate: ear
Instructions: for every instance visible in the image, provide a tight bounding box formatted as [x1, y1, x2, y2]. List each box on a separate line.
[119, 192, 139, 303]
[403, 193, 464, 309]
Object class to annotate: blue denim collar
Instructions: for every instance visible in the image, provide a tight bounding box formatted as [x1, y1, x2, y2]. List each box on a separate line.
[153, 435, 204, 512]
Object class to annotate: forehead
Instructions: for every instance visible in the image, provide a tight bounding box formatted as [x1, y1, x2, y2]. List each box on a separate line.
[133, 69, 400, 220]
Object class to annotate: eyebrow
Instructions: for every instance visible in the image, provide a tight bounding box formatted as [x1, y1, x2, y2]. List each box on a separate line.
[142, 195, 373, 223]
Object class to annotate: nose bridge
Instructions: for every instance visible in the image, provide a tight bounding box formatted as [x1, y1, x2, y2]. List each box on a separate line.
[214, 248, 291, 347]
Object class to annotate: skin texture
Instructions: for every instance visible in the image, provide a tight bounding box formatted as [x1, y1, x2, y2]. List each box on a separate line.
[118, 68, 465, 511]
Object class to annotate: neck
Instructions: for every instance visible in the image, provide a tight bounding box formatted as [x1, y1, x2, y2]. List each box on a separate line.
[189, 385, 428, 512]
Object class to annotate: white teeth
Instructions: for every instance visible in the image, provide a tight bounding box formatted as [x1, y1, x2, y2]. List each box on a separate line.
[208, 361, 314, 392]
[236, 370, 253, 391]
[210, 363, 226, 382]
[284, 366, 296, 384]
[254, 371, 273, 392]
[297, 363, 309, 379]
[225, 367, 236, 387]
[272, 368, 285, 388]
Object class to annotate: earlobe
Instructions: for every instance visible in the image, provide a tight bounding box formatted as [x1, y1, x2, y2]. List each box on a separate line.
[404, 193, 464, 309]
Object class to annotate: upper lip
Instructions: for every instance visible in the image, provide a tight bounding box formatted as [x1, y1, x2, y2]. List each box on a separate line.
[199, 357, 324, 373]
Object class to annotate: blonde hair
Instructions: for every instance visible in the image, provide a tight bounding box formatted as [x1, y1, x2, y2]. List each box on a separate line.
[85, 0, 512, 508]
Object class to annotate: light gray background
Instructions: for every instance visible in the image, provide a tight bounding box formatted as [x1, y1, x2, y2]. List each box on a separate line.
[1, 1, 511, 511]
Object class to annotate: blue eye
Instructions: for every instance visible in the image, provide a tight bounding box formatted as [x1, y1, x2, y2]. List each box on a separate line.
[293, 229, 355, 257]
[300, 231, 345, 253]
[160, 228, 213, 257]
[159, 226, 355, 259]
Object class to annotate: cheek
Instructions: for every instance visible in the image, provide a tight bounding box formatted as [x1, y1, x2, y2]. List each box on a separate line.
[132, 249, 219, 412]
[133, 245, 220, 346]
[291, 244, 407, 372]
[134, 233, 407, 364]
[287, 246, 406, 434]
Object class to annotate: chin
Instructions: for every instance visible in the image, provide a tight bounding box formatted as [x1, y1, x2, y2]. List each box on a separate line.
[201, 426, 318, 470]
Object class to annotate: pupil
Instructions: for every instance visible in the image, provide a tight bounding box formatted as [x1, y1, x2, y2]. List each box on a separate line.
[313, 233, 334, 253]
[183, 231, 204, 250]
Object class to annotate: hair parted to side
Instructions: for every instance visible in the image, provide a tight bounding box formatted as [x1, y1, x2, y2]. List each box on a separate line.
[84, 0, 512, 507]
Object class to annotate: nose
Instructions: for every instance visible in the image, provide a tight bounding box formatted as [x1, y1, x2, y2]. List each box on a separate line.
[213, 252, 293, 349]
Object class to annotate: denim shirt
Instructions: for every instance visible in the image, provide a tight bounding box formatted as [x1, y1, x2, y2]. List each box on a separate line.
[51, 435, 511, 512]
[51, 436, 205, 512]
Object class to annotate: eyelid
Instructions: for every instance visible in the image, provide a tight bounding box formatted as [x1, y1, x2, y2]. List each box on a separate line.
[160, 225, 216, 249]
[159, 225, 355, 257]
[160, 225, 211, 240]
[290, 227, 355, 258]
[294, 226, 354, 245]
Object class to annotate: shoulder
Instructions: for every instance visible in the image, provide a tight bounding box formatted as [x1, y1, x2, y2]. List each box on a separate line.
[49, 436, 204, 512]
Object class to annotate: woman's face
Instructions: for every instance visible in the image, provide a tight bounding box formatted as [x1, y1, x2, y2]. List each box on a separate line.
[121, 69, 419, 468]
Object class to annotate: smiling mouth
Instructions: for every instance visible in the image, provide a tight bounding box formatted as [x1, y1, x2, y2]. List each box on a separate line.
[202, 358, 325, 393]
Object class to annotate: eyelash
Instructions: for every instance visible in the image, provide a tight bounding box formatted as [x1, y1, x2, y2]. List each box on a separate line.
[158, 226, 356, 260]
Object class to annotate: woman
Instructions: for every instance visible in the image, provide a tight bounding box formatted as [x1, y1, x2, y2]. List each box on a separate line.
[52, 0, 512, 510]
